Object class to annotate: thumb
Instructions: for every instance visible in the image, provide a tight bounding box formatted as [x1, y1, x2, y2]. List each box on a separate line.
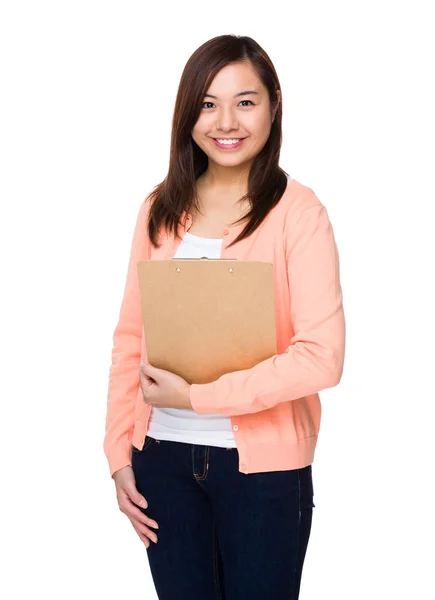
[127, 483, 148, 509]
[141, 361, 159, 379]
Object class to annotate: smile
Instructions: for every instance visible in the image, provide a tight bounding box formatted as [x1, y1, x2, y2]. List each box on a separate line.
[212, 138, 246, 150]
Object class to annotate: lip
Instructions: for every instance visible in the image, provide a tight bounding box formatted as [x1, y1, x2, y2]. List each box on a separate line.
[211, 137, 246, 150]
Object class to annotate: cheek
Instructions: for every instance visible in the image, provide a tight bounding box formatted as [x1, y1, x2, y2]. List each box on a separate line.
[192, 114, 211, 136]
[192, 126, 210, 150]
[247, 113, 272, 141]
[191, 126, 200, 143]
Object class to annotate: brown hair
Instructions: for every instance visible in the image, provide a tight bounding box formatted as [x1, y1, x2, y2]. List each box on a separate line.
[147, 34, 289, 250]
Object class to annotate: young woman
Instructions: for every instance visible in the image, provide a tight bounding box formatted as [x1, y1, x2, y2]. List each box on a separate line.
[104, 34, 346, 600]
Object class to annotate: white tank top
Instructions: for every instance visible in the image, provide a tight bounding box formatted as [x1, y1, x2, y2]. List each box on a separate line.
[146, 229, 237, 447]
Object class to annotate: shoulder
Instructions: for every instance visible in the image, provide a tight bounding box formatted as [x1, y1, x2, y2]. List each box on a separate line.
[142, 192, 154, 212]
[279, 177, 335, 257]
[281, 176, 325, 224]
[136, 191, 154, 223]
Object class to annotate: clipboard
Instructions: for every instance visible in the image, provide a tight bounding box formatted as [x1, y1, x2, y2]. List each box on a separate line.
[136, 258, 277, 384]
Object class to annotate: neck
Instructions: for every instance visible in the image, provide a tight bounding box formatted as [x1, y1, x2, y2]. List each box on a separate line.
[199, 161, 251, 191]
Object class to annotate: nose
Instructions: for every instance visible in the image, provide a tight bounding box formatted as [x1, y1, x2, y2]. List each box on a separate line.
[215, 106, 239, 133]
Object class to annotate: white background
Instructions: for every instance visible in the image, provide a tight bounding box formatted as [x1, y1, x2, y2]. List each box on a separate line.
[1, 1, 434, 598]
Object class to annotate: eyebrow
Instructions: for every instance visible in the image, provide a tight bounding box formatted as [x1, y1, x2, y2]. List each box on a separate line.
[203, 90, 259, 99]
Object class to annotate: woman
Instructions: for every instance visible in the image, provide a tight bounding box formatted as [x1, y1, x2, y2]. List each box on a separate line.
[104, 34, 346, 600]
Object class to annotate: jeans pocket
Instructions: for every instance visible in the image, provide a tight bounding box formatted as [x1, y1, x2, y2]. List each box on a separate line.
[132, 435, 154, 453]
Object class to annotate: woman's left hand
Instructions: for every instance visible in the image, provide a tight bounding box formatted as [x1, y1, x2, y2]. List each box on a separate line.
[140, 362, 193, 409]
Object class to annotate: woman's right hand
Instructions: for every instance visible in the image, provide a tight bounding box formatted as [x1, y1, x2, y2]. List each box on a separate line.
[113, 466, 159, 549]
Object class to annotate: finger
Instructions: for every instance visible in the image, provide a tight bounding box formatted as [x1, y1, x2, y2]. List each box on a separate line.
[131, 516, 159, 544]
[139, 372, 153, 403]
[131, 516, 158, 540]
[122, 494, 159, 529]
[123, 484, 148, 509]
[130, 520, 152, 548]
[141, 362, 159, 381]
[138, 533, 151, 548]
[140, 368, 157, 393]
[139, 369, 153, 389]
[138, 532, 151, 548]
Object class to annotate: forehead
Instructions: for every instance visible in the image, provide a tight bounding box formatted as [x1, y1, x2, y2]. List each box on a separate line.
[205, 62, 265, 96]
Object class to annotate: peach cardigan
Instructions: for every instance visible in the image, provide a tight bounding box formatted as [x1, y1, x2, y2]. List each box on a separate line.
[104, 178, 346, 477]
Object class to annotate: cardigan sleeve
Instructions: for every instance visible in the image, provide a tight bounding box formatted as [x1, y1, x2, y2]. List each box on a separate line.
[103, 198, 150, 477]
[189, 203, 346, 416]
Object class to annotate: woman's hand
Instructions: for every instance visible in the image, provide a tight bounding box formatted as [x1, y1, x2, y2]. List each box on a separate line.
[140, 362, 192, 409]
[113, 466, 159, 549]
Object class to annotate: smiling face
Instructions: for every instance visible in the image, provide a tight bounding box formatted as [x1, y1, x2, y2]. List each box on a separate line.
[191, 61, 280, 172]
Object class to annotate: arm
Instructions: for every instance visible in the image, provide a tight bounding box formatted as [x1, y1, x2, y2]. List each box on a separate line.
[189, 203, 346, 416]
[103, 198, 150, 478]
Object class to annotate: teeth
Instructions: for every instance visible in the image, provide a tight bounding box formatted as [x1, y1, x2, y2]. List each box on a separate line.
[216, 138, 242, 145]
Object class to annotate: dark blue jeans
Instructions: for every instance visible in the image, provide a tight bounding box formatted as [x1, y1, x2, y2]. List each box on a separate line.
[132, 435, 315, 600]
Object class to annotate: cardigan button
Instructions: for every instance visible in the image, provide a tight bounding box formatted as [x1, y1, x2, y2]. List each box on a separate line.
[223, 228, 229, 235]
[233, 425, 239, 431]
[241, 463, 247, 471]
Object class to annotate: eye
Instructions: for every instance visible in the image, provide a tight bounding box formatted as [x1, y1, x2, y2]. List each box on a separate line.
[201, 99, 255, 109]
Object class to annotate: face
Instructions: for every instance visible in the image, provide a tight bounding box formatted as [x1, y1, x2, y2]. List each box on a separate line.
[191, 61, 280, 170]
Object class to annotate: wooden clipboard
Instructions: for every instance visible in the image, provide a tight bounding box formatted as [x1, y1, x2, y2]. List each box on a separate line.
[136, 258, 277, 384]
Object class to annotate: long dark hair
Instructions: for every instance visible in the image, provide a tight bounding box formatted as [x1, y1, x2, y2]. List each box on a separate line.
[147, 34, 289, 250]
